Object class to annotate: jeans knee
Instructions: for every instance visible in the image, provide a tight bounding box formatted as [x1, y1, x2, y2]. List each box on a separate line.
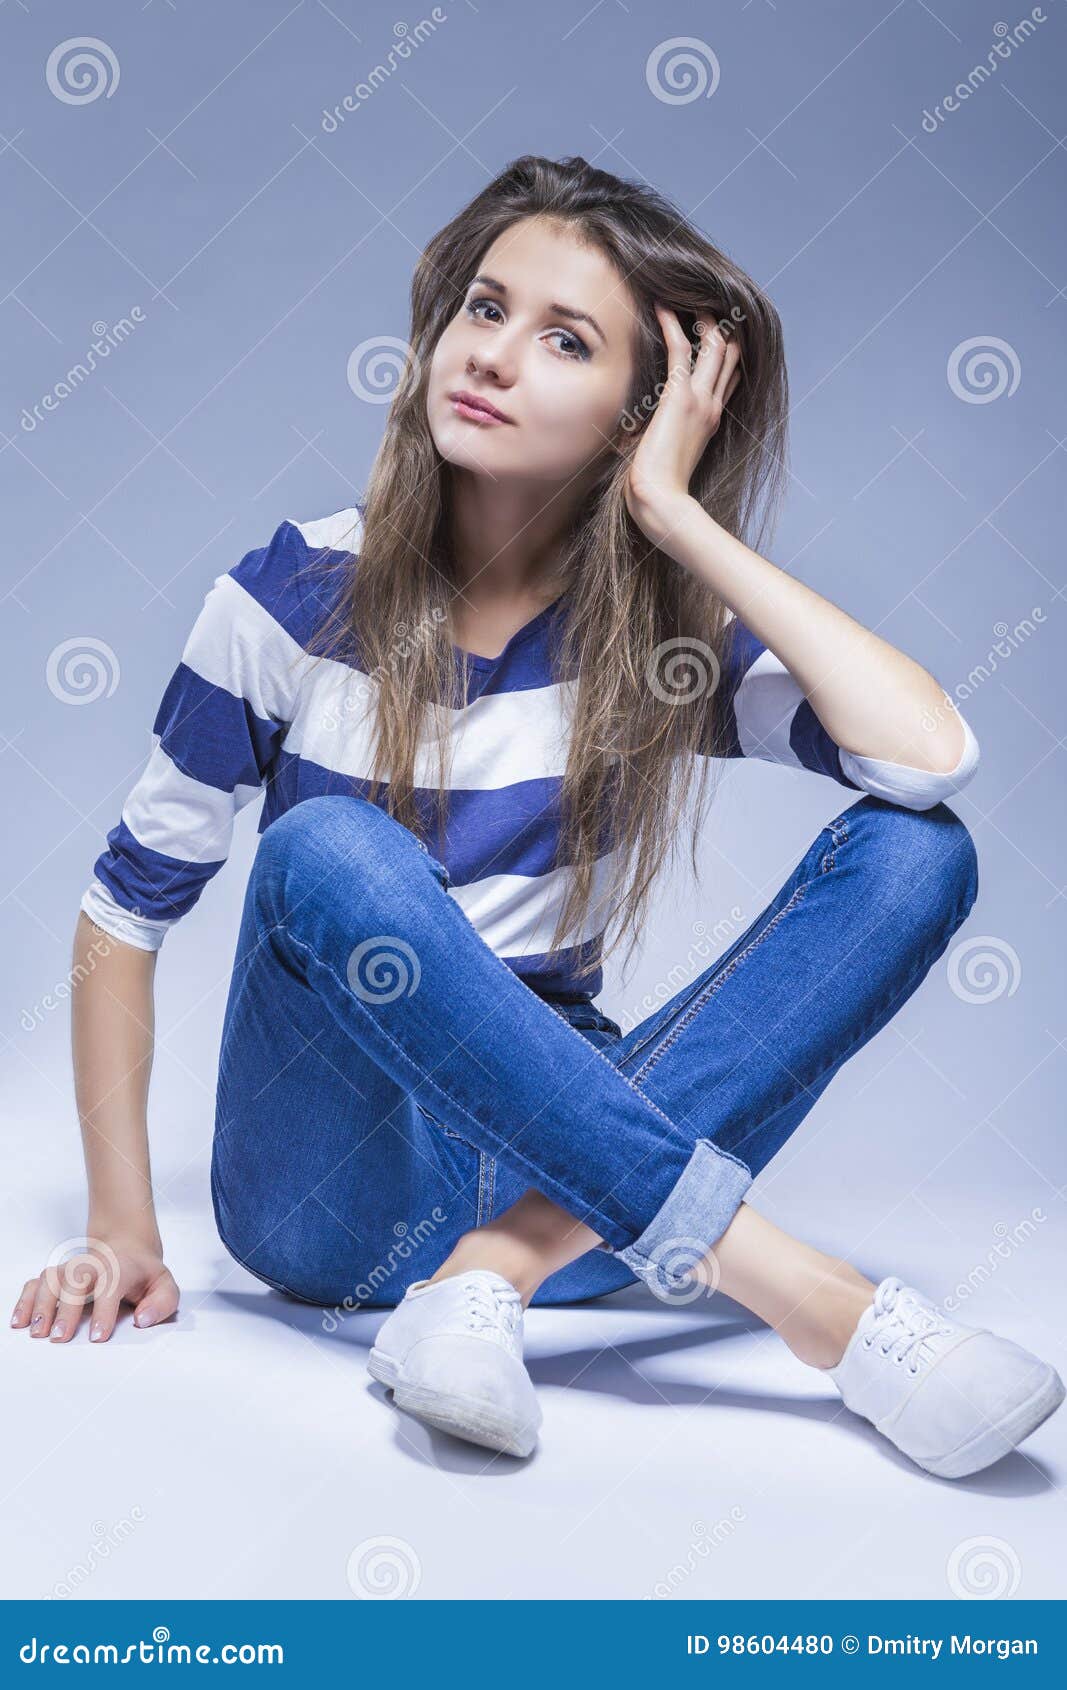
[254, 794, 403, 897]
[849, 796, 979, 934]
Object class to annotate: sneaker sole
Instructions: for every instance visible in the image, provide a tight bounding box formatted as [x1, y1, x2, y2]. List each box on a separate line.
[367, 1344, 540, 1459]
[912, 1365, 1066, 1479]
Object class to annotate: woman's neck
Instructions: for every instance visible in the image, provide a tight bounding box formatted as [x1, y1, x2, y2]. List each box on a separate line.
[446, 474, 585, 603]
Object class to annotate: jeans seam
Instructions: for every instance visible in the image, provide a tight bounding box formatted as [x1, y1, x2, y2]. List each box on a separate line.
[626, 810, 853, 1088]
[483, 1152, 496, 1224]
[221, 1236, 325, 1305]
[740, 912, 967, 1141]
[630, 881, 810, 1087]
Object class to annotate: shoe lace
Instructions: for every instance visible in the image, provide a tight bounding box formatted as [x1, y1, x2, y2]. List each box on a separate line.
[862, 1277, 952, 1376]
[464, 1277, 522, 1339]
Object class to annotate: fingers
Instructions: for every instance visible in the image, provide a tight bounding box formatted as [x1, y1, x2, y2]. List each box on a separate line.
[10, 1262, 180, 1343]
[88, 1286, 123, 1343]
[46, 1254, 99, 1342]
[653, 302, 695, 383]
[11, 1277, 40, 1332]
[26, 1276, 59, 1339]
[133, 1267, 180, 1330]
[693, 317, 742, 405]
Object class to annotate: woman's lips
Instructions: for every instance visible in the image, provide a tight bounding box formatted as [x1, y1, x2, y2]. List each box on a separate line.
[448, 393, 513, 425]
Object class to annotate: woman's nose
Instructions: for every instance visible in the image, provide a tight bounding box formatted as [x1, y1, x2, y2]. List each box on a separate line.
[466, 333, 519, 384]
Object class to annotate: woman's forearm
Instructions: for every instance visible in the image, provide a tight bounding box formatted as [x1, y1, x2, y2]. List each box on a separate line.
[71, 910, 162, 1242]
[640, 491, 967, 775]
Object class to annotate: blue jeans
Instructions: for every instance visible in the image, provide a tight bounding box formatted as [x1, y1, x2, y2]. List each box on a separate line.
[210, 792, 978, 1308]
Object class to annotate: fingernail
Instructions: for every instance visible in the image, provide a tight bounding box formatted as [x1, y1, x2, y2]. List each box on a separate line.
[10, 1307, 22, 1325]
[90, 1322, 105, 1342]
[30, 1314, 43, 1330]
[50, 1322, 66, 1340]
[134, 1309, 155, 1328]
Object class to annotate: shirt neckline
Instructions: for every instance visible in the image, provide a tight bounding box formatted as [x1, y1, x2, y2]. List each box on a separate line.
[452, 593, 566, 671]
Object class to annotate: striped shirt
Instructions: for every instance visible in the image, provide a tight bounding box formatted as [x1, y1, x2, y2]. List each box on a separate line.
[81, 504, 980, 999]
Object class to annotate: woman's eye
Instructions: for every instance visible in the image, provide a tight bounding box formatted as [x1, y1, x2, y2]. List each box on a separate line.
[544, 328, 591, 363]
[464, 297, 502, 323]
[462, 298, 590, 361]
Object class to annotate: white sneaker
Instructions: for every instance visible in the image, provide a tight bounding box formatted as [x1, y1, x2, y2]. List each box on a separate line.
[367, 1269, 542, 1458]
[823, 1275, 1065, 1478]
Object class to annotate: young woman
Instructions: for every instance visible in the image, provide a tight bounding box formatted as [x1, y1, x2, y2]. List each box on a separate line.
[15, 155, 1061, 1474]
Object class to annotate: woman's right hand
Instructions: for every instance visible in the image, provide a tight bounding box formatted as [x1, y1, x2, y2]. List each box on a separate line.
[10, 1232, 181, 1344]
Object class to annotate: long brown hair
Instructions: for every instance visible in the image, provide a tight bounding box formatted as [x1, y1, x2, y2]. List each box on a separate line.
[308, 154, 789, 985]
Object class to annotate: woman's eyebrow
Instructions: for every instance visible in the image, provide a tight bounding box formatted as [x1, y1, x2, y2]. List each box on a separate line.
[468, 273, 607, 344]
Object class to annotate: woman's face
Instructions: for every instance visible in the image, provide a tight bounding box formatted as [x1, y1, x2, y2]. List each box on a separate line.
[427, 216, 639, 484]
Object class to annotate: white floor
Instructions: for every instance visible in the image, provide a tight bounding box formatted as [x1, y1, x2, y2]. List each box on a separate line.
[5, 1136, 1064, 1601]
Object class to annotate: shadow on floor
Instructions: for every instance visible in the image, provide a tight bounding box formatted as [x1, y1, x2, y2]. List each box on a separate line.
[209, 1278, 1055, 1495]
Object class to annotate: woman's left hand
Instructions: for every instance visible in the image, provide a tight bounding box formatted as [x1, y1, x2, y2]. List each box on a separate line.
[623, 303, 742, 549]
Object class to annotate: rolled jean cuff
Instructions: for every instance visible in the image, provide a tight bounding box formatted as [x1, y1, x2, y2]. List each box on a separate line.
[601, 1138, 752, 1292]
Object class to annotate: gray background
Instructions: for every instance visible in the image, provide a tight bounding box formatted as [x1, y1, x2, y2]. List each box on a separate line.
[3, 0, 1064, 1602]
